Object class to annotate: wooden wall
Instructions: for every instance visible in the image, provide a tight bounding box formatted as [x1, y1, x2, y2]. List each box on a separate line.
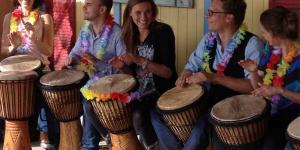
[75, 0, 269, 73]
[0, 0, 13, 58]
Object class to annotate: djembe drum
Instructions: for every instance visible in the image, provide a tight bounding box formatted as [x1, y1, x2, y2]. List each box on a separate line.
[84, 74, 141, 150]
[39, 70, 87, 150]
[0, 71, 38, 150]
[0, 55, 42, 72]
[157, 84, 206, 143]
[209, 95, 270, 149]
[287, 117, 300, 150]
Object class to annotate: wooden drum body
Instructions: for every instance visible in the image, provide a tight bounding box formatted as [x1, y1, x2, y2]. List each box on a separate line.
[0, 71, 38, 150]
[39, 70, 87, 150]
[210, 95, 270, 149]
[287, 117, 300, 150]
[86, 74, 141, 150]
[157, 84, 206, 143]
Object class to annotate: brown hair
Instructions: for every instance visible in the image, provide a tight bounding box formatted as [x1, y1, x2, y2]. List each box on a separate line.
[217, 0, 247, 29]
[260, 6, 298, 41]
[121, 0, 158, 53]
[99, 0, 113, 13]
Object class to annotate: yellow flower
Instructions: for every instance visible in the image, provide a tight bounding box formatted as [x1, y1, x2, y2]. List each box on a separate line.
[263, 69, 274, 85]
[80, 86, 96, 100]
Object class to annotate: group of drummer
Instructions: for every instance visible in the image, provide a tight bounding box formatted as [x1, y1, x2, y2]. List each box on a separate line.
[1, 0, 300, 149]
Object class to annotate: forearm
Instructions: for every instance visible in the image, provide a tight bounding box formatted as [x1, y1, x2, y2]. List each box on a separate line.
[249, 71, 262, 89]
[135, 56, 173, 79]
[279, 88, 300, 104]
[32, 39, 52, 56]
[213, 75, 253, 94]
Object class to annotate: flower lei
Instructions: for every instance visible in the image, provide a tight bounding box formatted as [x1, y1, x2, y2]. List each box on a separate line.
[76, 15, 114, 76]
[263, 46, 298, 101]
[80, 85, 138, 104]
[10, 6, 39, 33]
[202, 27, 246, 75]
[263, 46, 298, 86]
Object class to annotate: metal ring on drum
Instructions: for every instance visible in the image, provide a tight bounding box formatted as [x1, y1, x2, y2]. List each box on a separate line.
[0, 71, 38, 150]
[83, 74, 142, 150]
[39, 70, 88, 150]
[157, 84, 207, 143]
[209, 94, 271, 149]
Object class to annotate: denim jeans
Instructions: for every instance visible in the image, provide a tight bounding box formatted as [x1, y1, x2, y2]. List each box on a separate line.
[81, 99, 108, 150]
[151, 109, 209, 150]
[262, 104, 299, 150]
[132, 97, 158, 146]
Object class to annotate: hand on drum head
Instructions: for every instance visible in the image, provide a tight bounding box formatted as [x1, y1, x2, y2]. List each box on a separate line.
[176, 70, 192, 88]
[186, 72, 207, 84]
[119, 52, 136, 65]
[109, 57, 125, 69]
[238, 59, 258, 73]
[65, 55, 75, 66]
[80, 52, 98, 65]
[251, 82, 283, 97]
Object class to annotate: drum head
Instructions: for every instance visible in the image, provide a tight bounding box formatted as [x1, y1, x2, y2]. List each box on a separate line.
[0, 55, 41, 72]
[89, 74, 136, 94]
[157, 84, 203, 111]
[40, 70, 85, 86]
[211, 95, 266, 122]
[287, 117, 300, 140]
[0, 71, 38, 80]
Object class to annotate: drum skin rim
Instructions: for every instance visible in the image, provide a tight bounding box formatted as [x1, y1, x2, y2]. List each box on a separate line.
[287, 117, 300, 141]
[0, 54, 42, 72]
[156, 94, 207, 114]
[208, 100, 271, 126]
[286, 131, 300, 146]
[39, 74, 88, 91]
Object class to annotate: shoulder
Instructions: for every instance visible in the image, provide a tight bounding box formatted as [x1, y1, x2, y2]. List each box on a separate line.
[152, 22, 173, 34]
[111, 22, 122, 33]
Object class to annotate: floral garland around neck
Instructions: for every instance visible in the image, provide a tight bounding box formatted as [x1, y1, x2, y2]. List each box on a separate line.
[76, 15, 114, 76]
[201, 27, 247, 75]
[10, 6, 39, 33]
[263, 46, 298, 101]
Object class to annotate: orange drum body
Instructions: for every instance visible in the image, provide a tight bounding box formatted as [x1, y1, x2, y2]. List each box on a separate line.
[287, 117, 300, 150]
[157, 84, 206, 143]
[39, 70, 87, 150]
[210, 95, 270, 149]
[0, 71, 38, 150]
[86, 74, 141, 150]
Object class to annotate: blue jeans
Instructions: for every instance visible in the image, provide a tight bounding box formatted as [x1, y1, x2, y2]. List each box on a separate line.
[262, 104, 299, 150]
[81, 99, 108, 150]
[151, 109, 209, 150]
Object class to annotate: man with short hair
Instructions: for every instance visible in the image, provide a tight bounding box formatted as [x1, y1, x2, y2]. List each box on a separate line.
[151, 0, 264, 149]
[66, 0, 126, 149]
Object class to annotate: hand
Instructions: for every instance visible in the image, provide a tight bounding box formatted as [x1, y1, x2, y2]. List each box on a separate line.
[186, 72, 207, 84]
[7, 32, 22, 48]
[109, 57, 125, 69]
[65, 56, 75, 66]
[22, 20, 36, 39]
[80, 52, 97, 65]
[119, 53, 136, 65]
[251, 83, 282, 97]
[239, 59, 257, 73]
[175, 71, 192, 88]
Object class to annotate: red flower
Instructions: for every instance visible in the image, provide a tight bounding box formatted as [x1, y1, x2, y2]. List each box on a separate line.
[81, 59, 89, 65]
[111, 92, 119, 100]
[118, 93, 129, 103]
[272, 76, 284, 87]
[217, 64, 225, 75]
[12, 8, 22, 19]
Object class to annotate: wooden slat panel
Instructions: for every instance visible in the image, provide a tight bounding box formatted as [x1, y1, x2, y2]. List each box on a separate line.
[177, 8, 188, 72]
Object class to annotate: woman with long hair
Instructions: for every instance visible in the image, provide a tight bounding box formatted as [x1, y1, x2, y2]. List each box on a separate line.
[1, 0, 57, 149]
[119, 0, 177, 148]
[239, 6, 300, 149]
